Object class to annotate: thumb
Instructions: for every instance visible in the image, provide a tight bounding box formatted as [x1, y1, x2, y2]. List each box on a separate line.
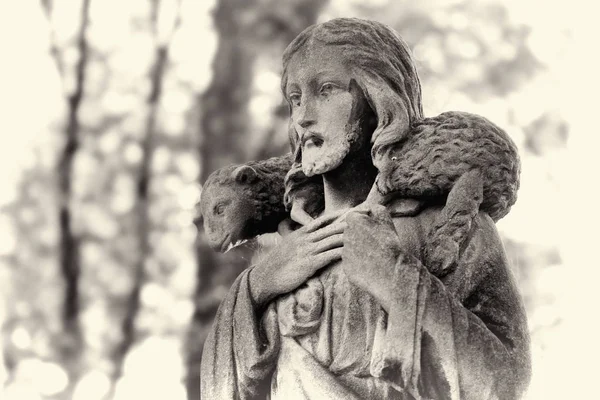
[278, 218, 296, 236]
[290, 202, 314, 225]
[352, 202, 389, 222]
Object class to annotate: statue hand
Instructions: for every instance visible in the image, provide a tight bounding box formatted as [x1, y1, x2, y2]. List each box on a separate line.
[290, 197, 314, 225]
[249, 210, 346, 307]
[343, 204, 401, 309]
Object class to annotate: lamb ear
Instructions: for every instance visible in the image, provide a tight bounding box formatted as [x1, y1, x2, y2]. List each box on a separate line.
[233, 165, 258, 184]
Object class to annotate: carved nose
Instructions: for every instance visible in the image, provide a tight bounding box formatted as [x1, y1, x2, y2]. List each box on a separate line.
[296, 101, 316, 129]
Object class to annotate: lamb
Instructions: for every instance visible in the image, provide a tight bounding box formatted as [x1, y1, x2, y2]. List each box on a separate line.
[366, 111, 520, 275]
[198, 153, 322, 252]
[198, 111, 520, 277]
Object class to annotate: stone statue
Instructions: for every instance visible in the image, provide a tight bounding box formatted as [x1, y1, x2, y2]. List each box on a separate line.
[201, 109, 519, 275]
[200, 18, 531, 400]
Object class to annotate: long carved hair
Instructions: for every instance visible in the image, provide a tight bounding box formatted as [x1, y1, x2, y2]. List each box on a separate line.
[281, 18, 424, 210]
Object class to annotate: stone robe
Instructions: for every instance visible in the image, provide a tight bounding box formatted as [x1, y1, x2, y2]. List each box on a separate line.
[201, 207, 531, 399]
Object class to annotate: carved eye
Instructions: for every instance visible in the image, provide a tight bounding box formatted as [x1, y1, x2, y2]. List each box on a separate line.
[289, 93, 301, 107]
[214, 203, 225, 215]
[319, 82, 335, 96]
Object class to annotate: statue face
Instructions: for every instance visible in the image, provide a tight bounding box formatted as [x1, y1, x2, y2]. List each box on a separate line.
[285, 44, 363, 176]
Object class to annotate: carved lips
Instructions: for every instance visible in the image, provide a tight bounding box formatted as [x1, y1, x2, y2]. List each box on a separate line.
[301, 131, 324, 148]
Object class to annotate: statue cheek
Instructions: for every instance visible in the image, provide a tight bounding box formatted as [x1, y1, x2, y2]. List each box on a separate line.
[230, 200, 251, 220]
[204, 219, 217, 236]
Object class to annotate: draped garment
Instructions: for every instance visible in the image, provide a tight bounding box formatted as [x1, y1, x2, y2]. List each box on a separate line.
[201, 208, 531, 399]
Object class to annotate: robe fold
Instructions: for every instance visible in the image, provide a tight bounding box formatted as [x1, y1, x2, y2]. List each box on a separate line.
[201, 208, 531, 399]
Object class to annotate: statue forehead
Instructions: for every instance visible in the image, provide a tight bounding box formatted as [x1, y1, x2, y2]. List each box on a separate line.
[285, 43, 352, 86]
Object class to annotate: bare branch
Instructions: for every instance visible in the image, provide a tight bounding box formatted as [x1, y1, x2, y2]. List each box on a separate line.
[165, 0, 183, 44]
[40, 0, 65, 80]
[53, 0, 91, 398]
[150, 0, 160, 37]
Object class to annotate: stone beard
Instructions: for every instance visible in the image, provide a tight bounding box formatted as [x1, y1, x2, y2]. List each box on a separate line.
[300, 108, 367, 177]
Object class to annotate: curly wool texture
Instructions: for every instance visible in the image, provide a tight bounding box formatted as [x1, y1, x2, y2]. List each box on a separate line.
[378, 111, 520, 222]
[202, 154, 294, 232]
[204, 111, 519, 278]
[376, 111, 520, 276]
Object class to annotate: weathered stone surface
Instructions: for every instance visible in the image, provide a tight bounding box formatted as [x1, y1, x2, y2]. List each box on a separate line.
[201, 110, 520, 277]
[199, 153, 294, 252]
[200, 17, 530, 400]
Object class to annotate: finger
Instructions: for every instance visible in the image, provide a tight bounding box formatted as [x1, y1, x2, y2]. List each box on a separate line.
[313, 233, 343, 253]
[349, 203, 388, 219]
[304, 209, 348, 233]
[290, 203, 314, 225]
[351, 201, 373, 214]
[345, 210, 371, 226]
[364, 184, 385, 204]
[308, 221, 346, 242]
[346, 204, 391, 226]
[311, 247, 343, 270]
[277, 218, 295, 236]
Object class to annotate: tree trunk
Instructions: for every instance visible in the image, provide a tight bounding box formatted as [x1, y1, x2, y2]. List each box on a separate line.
[42, 0, 92, 396]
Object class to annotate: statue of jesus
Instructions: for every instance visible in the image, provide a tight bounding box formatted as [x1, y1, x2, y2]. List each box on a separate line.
[201, 18, 531, 400]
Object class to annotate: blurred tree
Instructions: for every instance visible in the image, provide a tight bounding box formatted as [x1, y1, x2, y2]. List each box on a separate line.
[111, 0, 182, 387]
[1, 162, 67, 398]
[339, 0, 541, 101]
[186, 0, 327, 397]
[523, 112, 568, 156]
[0, 1, 567, 399]
[41, 0, 91, 397]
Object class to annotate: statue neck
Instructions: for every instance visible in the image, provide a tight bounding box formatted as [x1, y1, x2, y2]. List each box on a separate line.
[321, 152, 377, 214]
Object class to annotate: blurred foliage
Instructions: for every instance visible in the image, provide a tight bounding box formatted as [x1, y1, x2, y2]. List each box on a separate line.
[0, 0, 574, 399]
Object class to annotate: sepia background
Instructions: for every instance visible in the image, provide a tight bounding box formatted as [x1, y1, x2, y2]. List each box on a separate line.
[0, 0, 598, 399]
